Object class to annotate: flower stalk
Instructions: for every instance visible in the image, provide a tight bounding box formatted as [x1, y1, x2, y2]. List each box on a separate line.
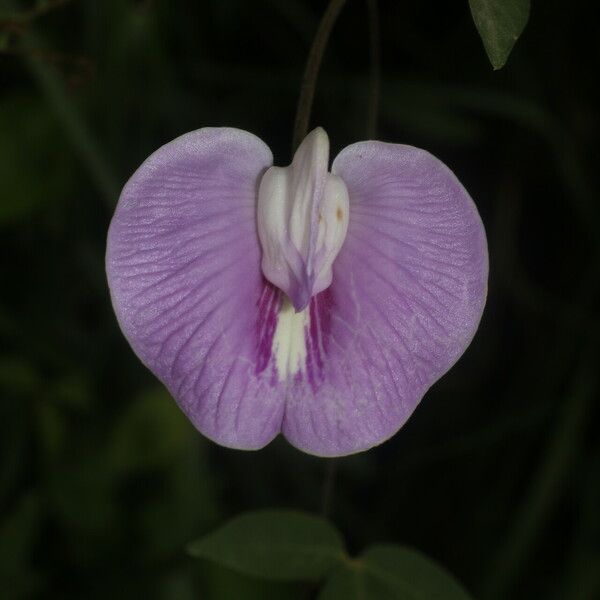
[292, 0, 347, 152]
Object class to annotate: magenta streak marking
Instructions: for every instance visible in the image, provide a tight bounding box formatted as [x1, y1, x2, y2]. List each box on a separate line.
[255, 280, 281, 375]
[305, 298, 318, 389]
[309, 296, 321, 372]
[256, 285, 275, 344]
[304, 288, 334, 390]
[319, 288, 333, 355]
[254, 280, 333, 388]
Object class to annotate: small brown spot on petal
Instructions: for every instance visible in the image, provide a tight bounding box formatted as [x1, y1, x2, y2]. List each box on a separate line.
[336, 207, 343, 221]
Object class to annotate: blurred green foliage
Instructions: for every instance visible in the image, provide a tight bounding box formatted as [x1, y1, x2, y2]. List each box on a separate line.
[0, 0, 598, 598]
[189, 511, 472, 598]
[320, 545, 471, 599]
[188, 510, 346, 582]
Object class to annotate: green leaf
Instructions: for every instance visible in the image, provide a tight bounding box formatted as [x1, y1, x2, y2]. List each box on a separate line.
[469, 0, 530, 69]
[188, 509, 345, 581]
[200, 562, 305, 600]
[319, 545, 472, 599]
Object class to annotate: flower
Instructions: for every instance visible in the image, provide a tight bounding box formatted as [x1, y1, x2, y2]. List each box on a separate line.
[106, 127, 488, 457]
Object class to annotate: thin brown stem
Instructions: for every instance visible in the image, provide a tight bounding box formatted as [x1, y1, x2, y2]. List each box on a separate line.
[320, 458, 338, 517]
[292, 0, 347, 152]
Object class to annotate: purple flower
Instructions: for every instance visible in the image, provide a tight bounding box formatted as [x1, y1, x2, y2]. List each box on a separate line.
[106, 127, 488, 457]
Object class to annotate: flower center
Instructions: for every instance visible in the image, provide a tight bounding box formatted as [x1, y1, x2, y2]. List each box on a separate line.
[257, 127, 349, 312]
[271, 297, 310, 380]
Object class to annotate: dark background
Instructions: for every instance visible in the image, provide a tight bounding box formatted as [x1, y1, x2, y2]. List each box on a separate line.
[1, 0, 598, 598]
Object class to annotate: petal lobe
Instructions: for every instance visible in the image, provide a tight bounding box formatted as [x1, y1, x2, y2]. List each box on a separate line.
[106, 128, 285, 450]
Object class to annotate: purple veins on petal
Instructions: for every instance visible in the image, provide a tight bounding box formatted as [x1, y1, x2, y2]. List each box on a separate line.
[106, 127, 488, 457]
[255, 282, 282, 377]
[107, 128, 285, 450]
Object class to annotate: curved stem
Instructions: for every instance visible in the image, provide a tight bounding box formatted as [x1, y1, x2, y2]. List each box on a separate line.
[292, 0, 347, 152]
[320, 459, 338, 517]
[365, 0, 380, 138]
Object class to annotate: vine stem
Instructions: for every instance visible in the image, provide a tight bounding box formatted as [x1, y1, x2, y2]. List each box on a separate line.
[292, 0, 380, 148]
[295, 0, 380, 521]
[320, 459, 338, 517]
[292, 0, 347, 152]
